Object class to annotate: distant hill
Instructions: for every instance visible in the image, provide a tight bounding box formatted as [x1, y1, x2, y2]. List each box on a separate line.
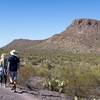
[3, 39, 42, 51]
[3, 18, 100, 54]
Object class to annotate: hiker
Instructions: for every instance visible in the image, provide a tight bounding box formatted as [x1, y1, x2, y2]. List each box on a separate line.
[0, 53, 8, 86]
[8, 50, 20, 92]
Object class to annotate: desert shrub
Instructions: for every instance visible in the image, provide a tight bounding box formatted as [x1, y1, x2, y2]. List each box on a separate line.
[43, 78, 65, 93]
[17, 65, 37, 85]
[35, 63, 49, 78]
[41, 62, 100, 97]
[11, 51, 100, 98]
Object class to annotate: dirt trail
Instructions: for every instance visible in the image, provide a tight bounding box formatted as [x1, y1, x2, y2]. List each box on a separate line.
[0, 86, 38, 100]
[0, 85, 67, 100]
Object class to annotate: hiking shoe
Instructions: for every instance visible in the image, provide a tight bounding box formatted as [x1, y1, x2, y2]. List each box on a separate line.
[4, 84, 7, 87]
[11, 85, 16, 90]
[14, 90, 17, 93]
[11, 86, 14, 90]
[1, 83, 2, 86]
[11, 87, 14, 90]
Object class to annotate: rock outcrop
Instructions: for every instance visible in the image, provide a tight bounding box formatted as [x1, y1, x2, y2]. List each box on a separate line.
[45, 18, 100, 53]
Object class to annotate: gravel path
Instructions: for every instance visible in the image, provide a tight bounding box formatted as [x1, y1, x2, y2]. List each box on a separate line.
[0, 85, 38, 100]
[0, 85, 66, 100]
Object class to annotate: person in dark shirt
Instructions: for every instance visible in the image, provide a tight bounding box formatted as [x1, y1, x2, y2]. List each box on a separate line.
[8, 49, 20, 92]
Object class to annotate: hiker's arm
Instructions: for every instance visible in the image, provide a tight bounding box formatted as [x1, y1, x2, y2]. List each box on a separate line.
[0, 59, 3, 67]
[7, 62, 10, 74]
[0, 60, 1, 66]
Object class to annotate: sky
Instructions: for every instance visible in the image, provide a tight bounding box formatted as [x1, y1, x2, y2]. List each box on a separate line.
[0, 0, 100, 47]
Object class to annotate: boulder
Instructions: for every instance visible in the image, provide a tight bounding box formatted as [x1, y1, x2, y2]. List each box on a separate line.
[26, 76, 45, 90]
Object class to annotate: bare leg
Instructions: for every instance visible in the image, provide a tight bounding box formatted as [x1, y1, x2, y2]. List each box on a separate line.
[0, 75, 3, 86]
[12, 81, 16, 92]
[4, 75, 7, 86]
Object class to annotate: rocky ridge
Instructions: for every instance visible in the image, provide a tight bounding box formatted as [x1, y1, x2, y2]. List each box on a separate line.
[3, 18, 100, 54]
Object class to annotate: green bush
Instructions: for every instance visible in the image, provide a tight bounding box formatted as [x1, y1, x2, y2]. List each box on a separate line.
[5, 50, 100, 98]
[43, 78, 65, 93]
[17, 65, 36, 85]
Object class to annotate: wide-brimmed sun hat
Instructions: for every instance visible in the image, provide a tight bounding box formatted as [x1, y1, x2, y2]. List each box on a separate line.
[10, 49, 17, 55]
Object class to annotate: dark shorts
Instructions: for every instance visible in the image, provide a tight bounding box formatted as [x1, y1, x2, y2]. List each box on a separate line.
[9, 71, 17, 81]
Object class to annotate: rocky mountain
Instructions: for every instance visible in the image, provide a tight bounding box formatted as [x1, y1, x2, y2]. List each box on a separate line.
[3, 18, 100, 53]
[3, 39, 43, 52]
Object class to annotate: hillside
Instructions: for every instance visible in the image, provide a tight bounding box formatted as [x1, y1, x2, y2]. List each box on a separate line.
[3, 18, 100, 54]
[44, 18, 100, 53]
[3, 39, 43, 53]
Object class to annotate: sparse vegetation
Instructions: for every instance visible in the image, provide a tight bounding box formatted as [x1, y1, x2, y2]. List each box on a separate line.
[17, 51, 100, 98]
[1, 49, 100, 99]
